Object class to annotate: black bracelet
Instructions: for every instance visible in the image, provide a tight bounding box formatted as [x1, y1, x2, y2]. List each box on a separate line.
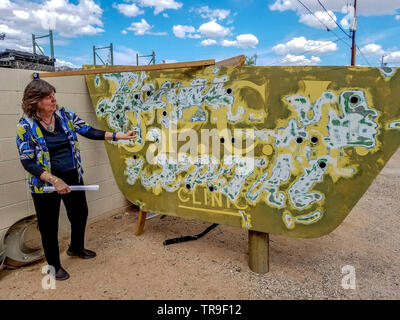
[112, 132, 117, 141]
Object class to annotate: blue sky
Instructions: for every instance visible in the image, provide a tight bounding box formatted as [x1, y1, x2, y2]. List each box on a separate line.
[0, 0, 399, 68]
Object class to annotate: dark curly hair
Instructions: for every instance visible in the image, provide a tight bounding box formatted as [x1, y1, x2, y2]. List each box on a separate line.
[22, 79, 57, 119]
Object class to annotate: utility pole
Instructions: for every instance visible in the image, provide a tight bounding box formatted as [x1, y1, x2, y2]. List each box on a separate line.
[350, 0, 357, 66]
[381, 55, 387, 68]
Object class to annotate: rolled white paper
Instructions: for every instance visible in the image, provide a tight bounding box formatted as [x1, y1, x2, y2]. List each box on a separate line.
[43, 185, 100, 192]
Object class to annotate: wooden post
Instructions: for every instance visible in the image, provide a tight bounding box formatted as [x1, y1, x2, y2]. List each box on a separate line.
[248, 230, 269, 273]
[135, 211, 147, 236]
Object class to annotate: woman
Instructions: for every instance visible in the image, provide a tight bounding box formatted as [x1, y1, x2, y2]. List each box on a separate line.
[16, 79, 135, 281]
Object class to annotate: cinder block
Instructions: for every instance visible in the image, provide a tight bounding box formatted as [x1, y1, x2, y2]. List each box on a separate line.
[94, 148, 110, 165]
[105, 164, 114, 180]
[78, 112, 100, 128]
[58, 208, 71, 234]
[80, 149, 97, 169]
[55, 93, 78, 111]
[86, 179, 115, 203]
[16, 91, 24, 118]
[0, 201, 29, 230]
[101, 162, 114, 180]
[77, 137, 105, 152]
[112, 192, 130, 209]
[86, 179, 121, 203]
[0, 180, 29, 207]
[45, 76, 88, 94]
[76, 93, 94, 113]
[0, 114, 20, 138]
[109, 179, 120, 194]
[0, 138, 19, 161]
[0, 160, 26, 184]
[25, 178, 31, 201]
[0, 91, 20, 115]
[88, 196, 113, 218]
[83, 163, 111, 184]
[60, 201, 66, 214]
[17, 69, 38, 92]
[0, 68, 19, 92]
[27, 198, 35, 216]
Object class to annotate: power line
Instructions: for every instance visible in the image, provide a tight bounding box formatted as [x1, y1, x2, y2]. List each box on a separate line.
[295, 0, 352, 50]
[272, 0, 369, 67]
[296, 0, 331, 31]
[268, 40, 372, 67]
[317, 0, 351, 38]
[355, 45, 372, 66]
[269, 37, 347, 66]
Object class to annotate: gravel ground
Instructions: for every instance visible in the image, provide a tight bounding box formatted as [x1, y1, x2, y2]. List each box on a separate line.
[0, 151, 399, 300]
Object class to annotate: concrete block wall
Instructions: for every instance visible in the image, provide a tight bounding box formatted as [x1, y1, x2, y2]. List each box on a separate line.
[0, 67, 131, 236]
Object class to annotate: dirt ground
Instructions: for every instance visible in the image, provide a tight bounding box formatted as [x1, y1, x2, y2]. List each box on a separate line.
[1, 151, 400, 300]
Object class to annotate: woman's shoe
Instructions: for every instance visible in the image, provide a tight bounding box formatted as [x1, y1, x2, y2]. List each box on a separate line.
[66, 248, 97, 259]
[55, 267, 70, 281]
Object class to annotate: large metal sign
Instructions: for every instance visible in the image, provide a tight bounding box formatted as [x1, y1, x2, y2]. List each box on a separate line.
[85, 65, 400, 238]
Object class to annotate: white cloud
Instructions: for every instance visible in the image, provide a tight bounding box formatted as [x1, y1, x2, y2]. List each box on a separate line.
[360, 44, 385, 56]
[113, 47, 140, 65]
[0, 38, 30, 51]
[0, 24, 26, 51]
[201, 39, 217, 46]
[221, 34, 258, 48]
[0, 23, 21, 36]
[272, 36, 338, 55]
[221, 39, 235, 47]
[269, 0, 296, 12]
[127, 19, 152, 35]
[339, 5, 354, 29]
[0, 0, 11, 9]
[198, 20, 230, 38]
[136, 0, 183, 15]
[358, 44, 400, 65]
[113, 3, 144, 17]
[269, 0, 400, 16]
[194, 6, 231, 21]
[125, 18, 167, 36]
[384, 51, 400, 64]
[52, 38, 70, 46]
[172, 25, 196, 38]
[55, 58, 79, 69]
[0, 0, 104, 53]
[280, 54, 321, 66]
[12, 10, 29, 19]
[299, 10, 337, 30]
[396, 15, 400, 20]
[188, 34, 201, 39]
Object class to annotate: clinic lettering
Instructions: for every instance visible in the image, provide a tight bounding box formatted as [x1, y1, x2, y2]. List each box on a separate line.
[178, 186, 248, 210]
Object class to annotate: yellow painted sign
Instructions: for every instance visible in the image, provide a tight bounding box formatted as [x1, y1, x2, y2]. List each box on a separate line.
[85, 65, 400, 238]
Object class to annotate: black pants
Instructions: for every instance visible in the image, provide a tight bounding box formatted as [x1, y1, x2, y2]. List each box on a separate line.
[32, 169, 88, 271]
